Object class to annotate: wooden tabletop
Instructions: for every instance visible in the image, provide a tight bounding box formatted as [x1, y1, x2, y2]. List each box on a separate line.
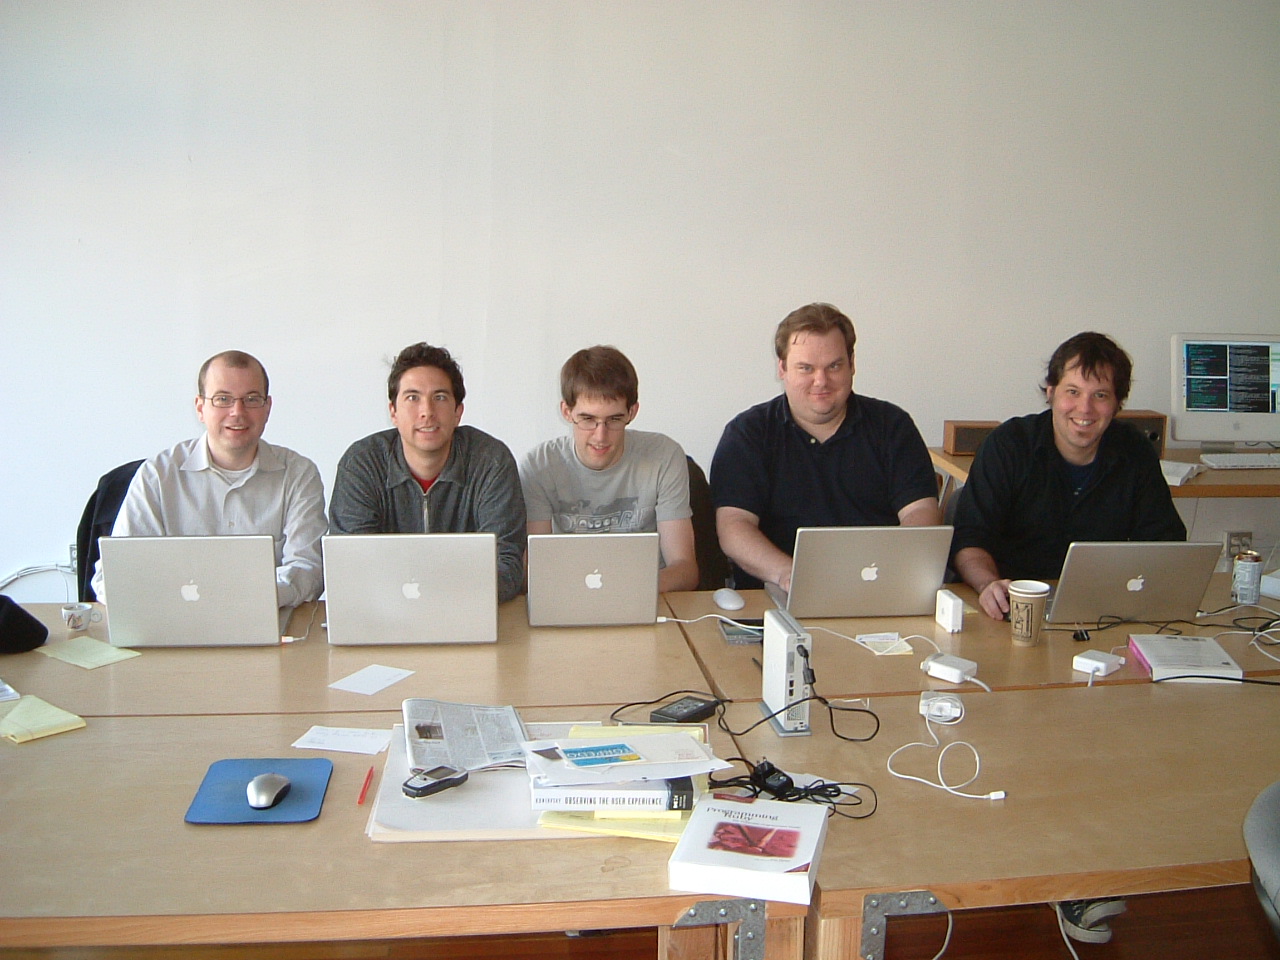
[724, 681, 1280, 959]
[664, 575, 1277, 702]
[0, 706, 802, 949]
[930, 446, 1280, 498]
[8, 600, 710, 718]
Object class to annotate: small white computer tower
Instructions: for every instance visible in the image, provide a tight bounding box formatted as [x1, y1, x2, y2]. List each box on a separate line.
[761, 607, 812, 736]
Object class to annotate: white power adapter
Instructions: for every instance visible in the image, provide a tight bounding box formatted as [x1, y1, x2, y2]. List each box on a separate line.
[1072, 650, 1125, 677]
[919, 691, 963, 721]
[921, 653, 978, 684]
[935, 589, 964, 633]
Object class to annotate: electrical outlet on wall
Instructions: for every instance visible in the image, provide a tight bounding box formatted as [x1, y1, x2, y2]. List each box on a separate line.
[1225, 530, 1253, 556]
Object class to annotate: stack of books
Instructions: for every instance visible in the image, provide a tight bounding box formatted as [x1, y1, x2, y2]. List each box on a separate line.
[523, 726, 729, 842]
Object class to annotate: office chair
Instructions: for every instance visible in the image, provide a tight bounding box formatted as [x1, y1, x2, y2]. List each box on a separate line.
[1244, 778, 1280, 941]
[75, 459, 144, 602]
[686, 456, 731, 591]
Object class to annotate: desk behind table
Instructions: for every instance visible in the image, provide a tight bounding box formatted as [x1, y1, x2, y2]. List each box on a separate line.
[931, 446, 1280, 499]
[9, 599, 710, 718]
[721, 682, 1280, 960]
[665, 575, 1277, 703]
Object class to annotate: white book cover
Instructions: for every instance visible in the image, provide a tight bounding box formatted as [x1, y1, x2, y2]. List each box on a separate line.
[668, 795, 829, 906]
[1128, 634, 1243, 683]
[530, 776, 700, 811]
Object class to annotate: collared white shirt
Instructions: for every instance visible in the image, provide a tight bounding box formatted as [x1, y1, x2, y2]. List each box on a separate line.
[90, 436, 327, 608]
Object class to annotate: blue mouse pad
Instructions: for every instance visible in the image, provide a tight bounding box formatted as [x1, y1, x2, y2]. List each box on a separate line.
[185, 757, 333, 825]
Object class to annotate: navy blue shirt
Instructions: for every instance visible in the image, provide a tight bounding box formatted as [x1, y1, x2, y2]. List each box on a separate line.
[710, 393, 938, 589]
[950, 410, 1186, 580]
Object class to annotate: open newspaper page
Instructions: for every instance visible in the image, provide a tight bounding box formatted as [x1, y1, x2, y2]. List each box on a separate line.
[401, 699, 528, 773]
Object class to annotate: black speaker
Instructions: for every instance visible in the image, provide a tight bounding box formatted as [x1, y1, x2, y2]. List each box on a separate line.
[942, 421, 998, 456]
[1116, 409, 1167, 457]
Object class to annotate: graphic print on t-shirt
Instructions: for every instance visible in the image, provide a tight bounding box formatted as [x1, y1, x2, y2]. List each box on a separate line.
[553, 496, 641, 534]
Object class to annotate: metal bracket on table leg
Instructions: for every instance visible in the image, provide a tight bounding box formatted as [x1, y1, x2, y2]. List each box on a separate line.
[860, 890, 946, 960]
[674, 898, 767, 960]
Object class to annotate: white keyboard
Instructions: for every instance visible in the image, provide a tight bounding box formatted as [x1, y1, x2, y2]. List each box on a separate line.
[1199, 452, 1280, 470]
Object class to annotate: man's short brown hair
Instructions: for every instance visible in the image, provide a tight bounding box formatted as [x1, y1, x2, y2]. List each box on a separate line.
[1045, 332, 1132, 405]
[774, 303, 857, 363]
[560, 346, 639, 409]
[197, 350, 269, 397]
[388, 343, 466, 405]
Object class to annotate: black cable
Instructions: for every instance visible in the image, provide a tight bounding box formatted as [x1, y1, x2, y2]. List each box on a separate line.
[708, 757, 878, 820]
[1154, 675, 1280, 686]
[607, 690, 723, 724]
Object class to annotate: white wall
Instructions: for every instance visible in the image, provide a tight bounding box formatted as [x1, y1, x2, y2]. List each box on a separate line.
[3, 0, 1278, 600]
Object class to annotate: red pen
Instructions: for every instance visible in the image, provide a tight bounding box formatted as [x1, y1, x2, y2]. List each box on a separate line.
[357, 765, 375, 805]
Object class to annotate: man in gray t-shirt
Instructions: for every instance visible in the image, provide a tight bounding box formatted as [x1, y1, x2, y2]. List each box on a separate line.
[519, 346, 698, 593]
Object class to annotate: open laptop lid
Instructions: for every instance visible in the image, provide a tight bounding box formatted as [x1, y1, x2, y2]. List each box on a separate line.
[769, 525, 953, 619]
[99, 535, 281, 647]
[1045, 540, 1221, 624]
[526, 532, 660, 627]
[322, 533, 497, 645]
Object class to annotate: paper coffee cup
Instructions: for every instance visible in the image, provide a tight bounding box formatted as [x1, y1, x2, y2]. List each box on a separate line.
[1007, 580, 1050, 647]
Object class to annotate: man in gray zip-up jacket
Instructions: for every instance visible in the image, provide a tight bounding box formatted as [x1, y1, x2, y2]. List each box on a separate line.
[329, 343, 526, 603]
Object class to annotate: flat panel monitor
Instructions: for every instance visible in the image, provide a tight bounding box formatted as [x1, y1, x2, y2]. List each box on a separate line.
[1170, 333, 1280, 448]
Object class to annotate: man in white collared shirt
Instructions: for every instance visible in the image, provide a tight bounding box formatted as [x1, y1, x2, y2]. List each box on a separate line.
[90, 350, 327, 608]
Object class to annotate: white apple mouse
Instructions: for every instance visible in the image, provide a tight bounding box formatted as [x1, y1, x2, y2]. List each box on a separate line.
[247, 772, 291, 809]
[712, 587, 746, 611]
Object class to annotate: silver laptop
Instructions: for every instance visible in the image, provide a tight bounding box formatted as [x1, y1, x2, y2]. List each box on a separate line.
[322, 533, 497, 644]
[1045, 541, 1221, 624]
[765, 525, 953, 618]
[99, 535, 282, 647]
[527, 532, 660, 627]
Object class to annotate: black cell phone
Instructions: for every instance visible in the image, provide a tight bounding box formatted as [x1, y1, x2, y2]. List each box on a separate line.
[402, 764, 469, 798]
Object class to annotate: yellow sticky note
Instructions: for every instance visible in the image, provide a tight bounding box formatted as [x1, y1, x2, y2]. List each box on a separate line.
[0, 695, 87, 743]
[37, 636, 140, 669]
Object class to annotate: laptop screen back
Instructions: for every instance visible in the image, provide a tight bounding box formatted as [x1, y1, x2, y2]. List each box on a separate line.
[1045, 540, 1221, 624]
[526, 532, 660, 626]
[99, 535, 281, 647]
[322, 533, 497, 644]
[780, 525, 953, 618]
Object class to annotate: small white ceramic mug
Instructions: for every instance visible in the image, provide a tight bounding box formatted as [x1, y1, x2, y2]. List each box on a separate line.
[60, 602, 102, 633]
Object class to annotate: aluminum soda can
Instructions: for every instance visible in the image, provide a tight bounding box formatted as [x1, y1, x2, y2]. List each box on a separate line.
[1232, 550, 1262, 605]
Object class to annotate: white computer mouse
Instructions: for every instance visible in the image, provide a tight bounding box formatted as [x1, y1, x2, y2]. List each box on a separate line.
[712, 587, 746, 611]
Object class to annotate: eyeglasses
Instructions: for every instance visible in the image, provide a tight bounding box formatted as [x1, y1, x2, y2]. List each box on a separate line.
[571, 414, 629, 432]
[203, 394, 268, 409]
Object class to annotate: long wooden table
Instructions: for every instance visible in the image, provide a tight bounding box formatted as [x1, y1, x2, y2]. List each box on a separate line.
[0, 705, 803, 955]
[7, 599, 709, 717]
[723, 681, 1280, 960]
[664, 575, 1275, 703]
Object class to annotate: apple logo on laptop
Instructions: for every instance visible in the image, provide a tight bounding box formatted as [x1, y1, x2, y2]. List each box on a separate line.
[180, 580, 200, 602]
[402, 580, 422, 600]
[1126, 574, 1145, 592]
[584, 569, 604, 590]
[860, 563, 879, 582]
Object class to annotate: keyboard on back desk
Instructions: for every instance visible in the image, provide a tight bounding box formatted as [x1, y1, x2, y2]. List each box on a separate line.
[1199, 451, 1280, 470]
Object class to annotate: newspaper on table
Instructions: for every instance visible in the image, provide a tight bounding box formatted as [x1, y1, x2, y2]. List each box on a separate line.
[401, 698, 528, 774]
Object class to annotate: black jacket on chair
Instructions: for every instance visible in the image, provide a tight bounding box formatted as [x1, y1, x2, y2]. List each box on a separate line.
[76, 460, 144, 602]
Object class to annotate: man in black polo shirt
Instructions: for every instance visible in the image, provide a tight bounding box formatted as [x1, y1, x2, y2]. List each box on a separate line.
[709, 302, 941, 591]
[950, 331, 1185, 623]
